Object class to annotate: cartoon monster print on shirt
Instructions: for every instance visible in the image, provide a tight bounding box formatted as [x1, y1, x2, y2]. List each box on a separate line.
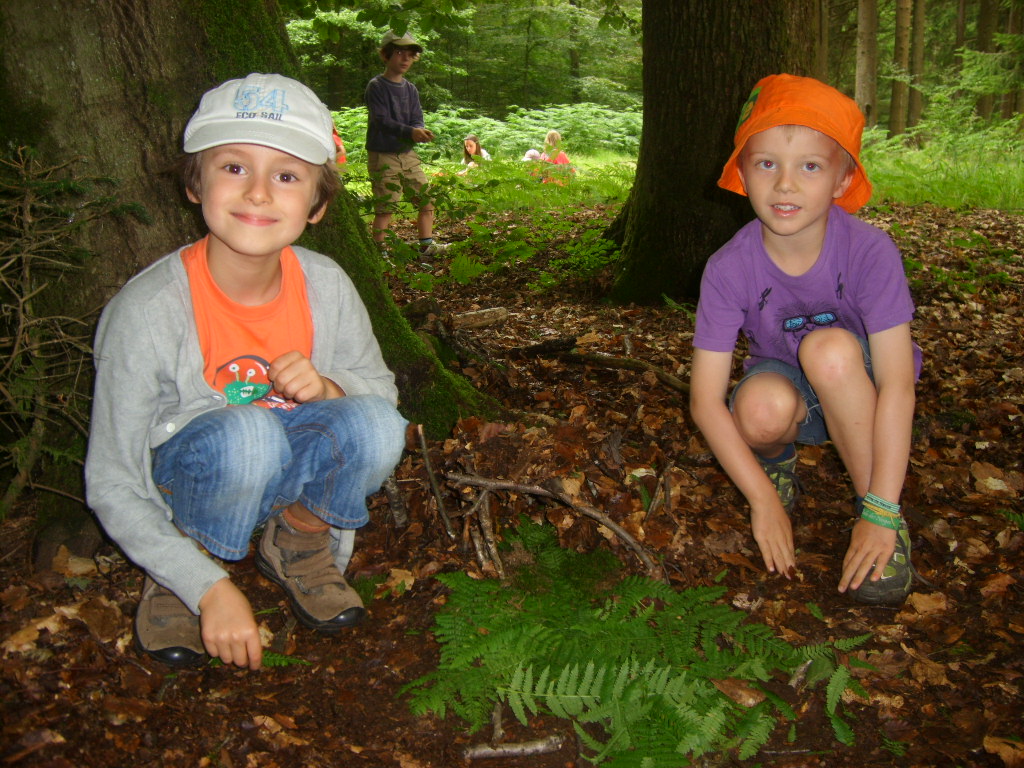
[212, 355, 299, 409]
[214, 356, 273, 405]
[754, 278, 842, 362]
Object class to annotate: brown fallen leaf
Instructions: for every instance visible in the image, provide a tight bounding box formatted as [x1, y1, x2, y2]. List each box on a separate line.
[901, 591, 950, 616]
[711, 677, 766, 707]
[51, 544, 98, 577]
[2, 613, 67, 654]
[980, 572, 1017, 598]
[984, 734, 1024, 768]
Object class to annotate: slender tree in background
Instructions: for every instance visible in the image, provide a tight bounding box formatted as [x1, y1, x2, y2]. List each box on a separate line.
[1001, 0, 1024, 119]
[909, 0, 927, 128]
[856, 0, 879, 126]
[608, 0, 820, 303]
[889, 0, 913, 135]
[976, 0, 999, 117]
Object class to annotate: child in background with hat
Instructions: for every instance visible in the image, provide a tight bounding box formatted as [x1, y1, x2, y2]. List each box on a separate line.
[689, 74, 921, 606]
[365, 31, 448, 256]
[85, 73, 408, 670]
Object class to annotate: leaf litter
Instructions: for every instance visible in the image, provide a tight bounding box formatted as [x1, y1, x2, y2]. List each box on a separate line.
[1, 203, 1022, 767]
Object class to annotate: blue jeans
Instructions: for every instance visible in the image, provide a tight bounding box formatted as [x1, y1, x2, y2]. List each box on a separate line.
[152, 395, 407, 561]
[730, 336, 873, 446]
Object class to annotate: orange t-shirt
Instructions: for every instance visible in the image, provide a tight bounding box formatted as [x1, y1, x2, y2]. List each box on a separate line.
[182, 237, 314, 409]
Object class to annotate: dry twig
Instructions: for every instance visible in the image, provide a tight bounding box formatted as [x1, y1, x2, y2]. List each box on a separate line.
[446, 472, 660, 577]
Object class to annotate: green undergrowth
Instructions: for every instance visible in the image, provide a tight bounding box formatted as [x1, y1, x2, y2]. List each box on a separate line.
[403, 519, 872, 765]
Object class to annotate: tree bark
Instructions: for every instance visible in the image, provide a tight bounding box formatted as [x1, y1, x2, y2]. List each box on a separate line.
[908, 0, 927, 128]
[975, 0, 999, 119]
[856, 0, 879, 127]
[0, 0, 490, 442]
[889, 0, 912, 136]
[608, 0, 820, 304]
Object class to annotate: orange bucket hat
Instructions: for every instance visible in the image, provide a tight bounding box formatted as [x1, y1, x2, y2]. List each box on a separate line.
[717, 74, 872, 213]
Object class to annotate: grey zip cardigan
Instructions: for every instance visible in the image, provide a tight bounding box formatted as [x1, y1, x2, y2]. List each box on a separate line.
[84, 244, 399, 613]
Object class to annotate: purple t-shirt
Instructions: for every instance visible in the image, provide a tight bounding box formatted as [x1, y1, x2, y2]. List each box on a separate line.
[693, 206, 922, 377]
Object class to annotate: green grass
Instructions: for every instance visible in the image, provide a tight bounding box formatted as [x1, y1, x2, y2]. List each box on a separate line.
[862, 123, 1024, 212]
[337, 101, 1024, 217]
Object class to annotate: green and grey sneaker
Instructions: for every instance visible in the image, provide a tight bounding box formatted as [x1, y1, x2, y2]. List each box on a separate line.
[757, 449, 800, 514]
[849, 520, 914, 606]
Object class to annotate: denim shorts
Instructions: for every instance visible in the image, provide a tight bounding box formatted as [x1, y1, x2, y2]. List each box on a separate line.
[729, 336, 873, 446]
[152, 395, 406, 561]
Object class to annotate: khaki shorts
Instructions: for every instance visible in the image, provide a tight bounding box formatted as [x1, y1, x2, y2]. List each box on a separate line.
[368, 150, 427, 213]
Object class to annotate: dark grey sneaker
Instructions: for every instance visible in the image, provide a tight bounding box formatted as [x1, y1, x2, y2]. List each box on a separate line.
[758, 449, 800, 514]
[255, 515, 366, 634]
[134, 576, 207, 668]
[849, 520, 914, 606]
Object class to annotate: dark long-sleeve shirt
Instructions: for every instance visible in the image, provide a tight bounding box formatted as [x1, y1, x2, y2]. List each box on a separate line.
[364, 75, 423, 154]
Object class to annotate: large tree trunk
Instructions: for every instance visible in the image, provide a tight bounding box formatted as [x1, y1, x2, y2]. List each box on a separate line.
[0, 0, 489, 528]
[608, 0, 820, 304]
[856, 0, 879, 127]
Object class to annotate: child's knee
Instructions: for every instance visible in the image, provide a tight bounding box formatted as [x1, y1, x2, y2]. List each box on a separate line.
[324, 395, 407, 469]
[187, 407, 288, 482]
[733, 377, 801, 445]
[798, 329, 863, 385]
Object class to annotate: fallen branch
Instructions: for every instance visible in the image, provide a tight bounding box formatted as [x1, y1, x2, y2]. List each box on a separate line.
[559, 351, 688, 394]
[446, 473, 660, 577]
[450, 307, 508, 329]
[507, 335, 578, 357]
[417, 425, 456, 540]
[464, 734, 565, 760]
[381, 474, 408, 528]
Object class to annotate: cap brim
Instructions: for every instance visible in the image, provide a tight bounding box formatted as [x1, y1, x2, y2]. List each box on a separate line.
[184, 124, 331, 165]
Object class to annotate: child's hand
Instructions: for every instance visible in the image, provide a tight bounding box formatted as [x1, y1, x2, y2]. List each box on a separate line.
[750, 503, 796, 579]
[198, 578, 263, 670]
[839, 519, 897, 593]
[268, 350, 343, 402]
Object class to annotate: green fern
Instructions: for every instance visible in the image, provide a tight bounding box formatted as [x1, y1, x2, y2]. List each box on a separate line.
[402, 518, 869, 765]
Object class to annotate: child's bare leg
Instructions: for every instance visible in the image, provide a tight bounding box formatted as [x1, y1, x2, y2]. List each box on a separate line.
[732, 372, 804, 457]
[371, 211, 392, 242]
[416, 202, 434, 240]
[798, 329, 875, 496]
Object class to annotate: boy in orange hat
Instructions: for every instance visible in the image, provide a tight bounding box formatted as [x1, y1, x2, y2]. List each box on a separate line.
[690, 74, 921, 605]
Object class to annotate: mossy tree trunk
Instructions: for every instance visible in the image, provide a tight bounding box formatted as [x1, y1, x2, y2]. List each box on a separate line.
[0, 0, 489, 536]
[0, 0, 487, 438]
[607, 0, 820, 304]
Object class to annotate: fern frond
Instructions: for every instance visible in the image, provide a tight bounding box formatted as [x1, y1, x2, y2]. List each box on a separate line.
[826, 665, 852, 714]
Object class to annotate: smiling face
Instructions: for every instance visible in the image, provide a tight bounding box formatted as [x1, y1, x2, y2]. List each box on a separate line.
[738, 125, 854, 259]
[187, 143, 325, 265]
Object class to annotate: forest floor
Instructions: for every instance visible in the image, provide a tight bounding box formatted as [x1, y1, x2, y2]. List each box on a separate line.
[2, 203, 1023, 768]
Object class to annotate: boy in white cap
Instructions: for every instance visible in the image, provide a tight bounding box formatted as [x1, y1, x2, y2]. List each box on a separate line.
[365, 30, 448, 255]
[690, 74, 921, 606]
[85, 73, 407, 670]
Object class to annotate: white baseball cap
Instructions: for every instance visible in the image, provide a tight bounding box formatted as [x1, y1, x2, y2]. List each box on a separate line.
[183, 73, 335, 165]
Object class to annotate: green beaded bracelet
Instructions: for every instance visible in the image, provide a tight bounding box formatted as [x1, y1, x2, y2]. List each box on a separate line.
[860, 492, 903, 530]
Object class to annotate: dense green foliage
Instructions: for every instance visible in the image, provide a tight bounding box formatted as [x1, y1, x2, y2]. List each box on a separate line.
[864, 84, 1024, 211]
[333, 101, 641, 166]
[404, 520, 872, 765]
[287, 0, 641, 115]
